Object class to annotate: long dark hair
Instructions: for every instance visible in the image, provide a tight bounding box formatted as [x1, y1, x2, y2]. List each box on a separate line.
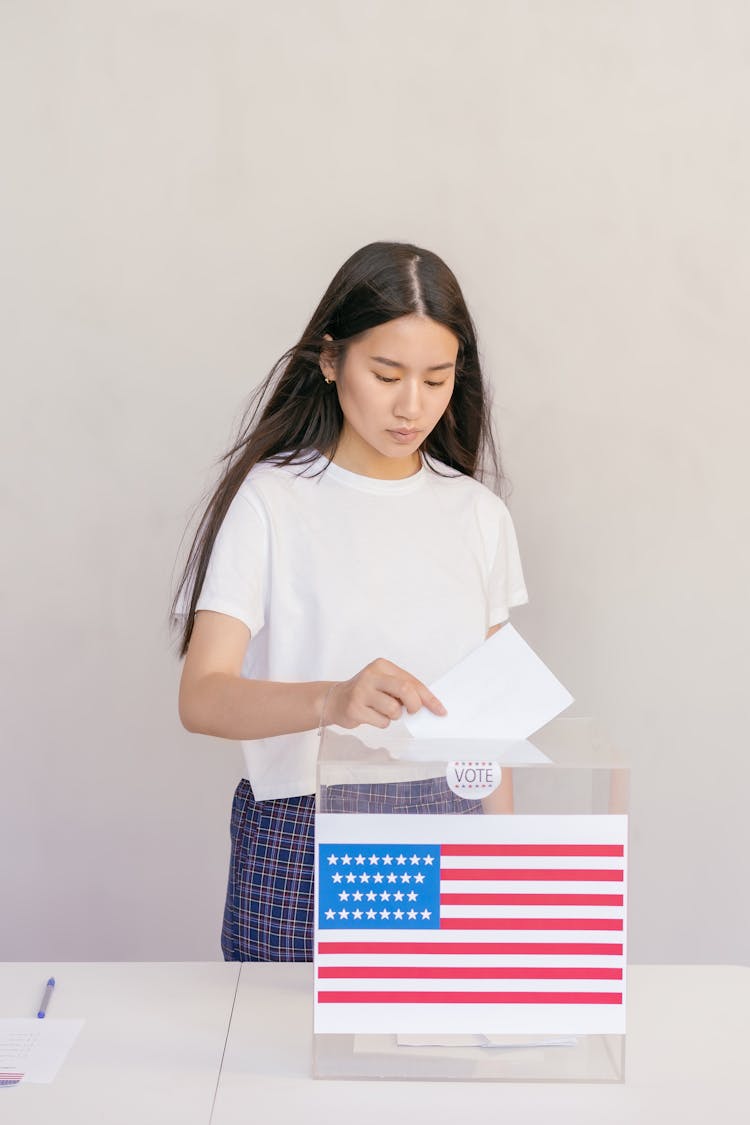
[170, 240, 504, 656]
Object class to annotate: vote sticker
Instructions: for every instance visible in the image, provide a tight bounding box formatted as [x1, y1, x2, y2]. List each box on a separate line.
[446, 760, 501, 799]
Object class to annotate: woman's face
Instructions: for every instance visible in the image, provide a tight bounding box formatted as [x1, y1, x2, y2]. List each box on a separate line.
[321, 315, 458, 479]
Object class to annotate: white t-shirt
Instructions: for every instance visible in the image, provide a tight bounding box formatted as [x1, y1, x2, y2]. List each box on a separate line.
[192, 453, 528, 800]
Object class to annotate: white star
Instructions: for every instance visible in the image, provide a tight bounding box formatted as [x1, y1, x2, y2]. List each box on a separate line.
[421, 909, 431, 920]
[366, 890, 377, 901]
[380, 909, 390, 920]
[339, 908, 349, 919]
[380, 891, 391, 901]
[359, 873, 370, 883]
[331, 872, 343, 884]
[345, 873, 356, 883]
[339, 891, 349, 901]
[407, 909, 417, 920]
[407, 891, 418, 902]
[423, 854, 434, 866]
[341, 854, 352, 865]
[368, 854, 380, 865]
[366, 909, 376, 920]
[396, 854, 407, 865]
[325, 909, 335, 920]
[373, 872, 384, 884]
[414, 872, 425, 884]
[410, 854, 421, 866]
[382, 854, 393, 865]
[352, 890, 363, 902]
[393, 909, 404, 920]
[352, 909, 363, 920]
[400, 873, 411, 884]
[355, 854, 366, 865]
[386, 873, 397, 884]
[327, 854, 338, 865]
[393, 891, 404, 902]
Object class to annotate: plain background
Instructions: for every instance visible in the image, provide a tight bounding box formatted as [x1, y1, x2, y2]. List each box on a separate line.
[1, 0, 748, 963]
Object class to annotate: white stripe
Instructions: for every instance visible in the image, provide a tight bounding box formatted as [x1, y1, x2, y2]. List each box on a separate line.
[318, 955, 625, 972]
[318, 928, 622, 946]
[440, 854, 624, 871]
[375, 929, 623, 945]
[440, 904, 623, 921]
[440, 879, 622, 896]
[316, 813, 629, 847]
[316, 978, 621, 994]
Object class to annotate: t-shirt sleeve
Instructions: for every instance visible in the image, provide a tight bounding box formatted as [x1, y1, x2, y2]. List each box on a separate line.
[487, 499, 529, 626]
[193, 486, 269, 636]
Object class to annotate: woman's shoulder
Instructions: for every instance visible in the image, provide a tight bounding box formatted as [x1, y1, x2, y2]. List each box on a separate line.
[423, 457, 511, 513]
[245, 450, 325, 482]
[237, 451, 327, 503]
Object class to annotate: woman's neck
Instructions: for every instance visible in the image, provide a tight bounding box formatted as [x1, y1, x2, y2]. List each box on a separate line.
[330, 447, 421, 480]
[329, 429, 422, 480]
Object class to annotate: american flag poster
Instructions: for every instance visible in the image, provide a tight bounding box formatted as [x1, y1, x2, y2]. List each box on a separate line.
[314, 813, 627, 1035]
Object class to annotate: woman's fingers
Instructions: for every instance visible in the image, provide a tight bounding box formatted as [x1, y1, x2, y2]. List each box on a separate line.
[369, 659, 446, 716]
[377, 674, 444, 716]
[358, 705, 393, 730]
[327, 661, 447, 729]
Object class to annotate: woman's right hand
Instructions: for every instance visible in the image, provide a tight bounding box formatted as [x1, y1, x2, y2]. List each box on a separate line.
[325, 658, 447, 730]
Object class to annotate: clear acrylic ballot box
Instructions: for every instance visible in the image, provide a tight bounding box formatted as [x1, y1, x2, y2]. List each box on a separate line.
[313, 717, 629, 1083]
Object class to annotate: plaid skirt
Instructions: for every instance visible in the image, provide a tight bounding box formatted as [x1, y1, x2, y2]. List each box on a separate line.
[221, 777, 483, 962]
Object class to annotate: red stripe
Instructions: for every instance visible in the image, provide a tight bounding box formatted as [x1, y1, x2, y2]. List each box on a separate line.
[318, 941, 623, 956]
[441, 844, 624, 857]
[441, 868, 623, 882]
[441, 893, 624, 906]
[318, 991, 623, 1005]
[318, 966, 623, 980]
[440, 917, 623, 931]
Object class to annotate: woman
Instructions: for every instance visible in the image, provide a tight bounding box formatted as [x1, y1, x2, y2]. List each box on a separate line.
[171, 241, 528, 960]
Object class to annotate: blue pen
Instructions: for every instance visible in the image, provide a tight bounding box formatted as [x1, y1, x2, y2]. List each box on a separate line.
[37, 977, 55, 1019]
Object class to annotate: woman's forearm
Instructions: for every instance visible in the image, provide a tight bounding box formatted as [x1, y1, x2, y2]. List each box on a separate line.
[179, 672, 335, 741]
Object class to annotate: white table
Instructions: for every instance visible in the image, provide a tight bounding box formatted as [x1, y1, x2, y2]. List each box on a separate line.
[2, 963, 748, 1124]
[213, 963, 750, 1125]
[0, 961, 239, 1125]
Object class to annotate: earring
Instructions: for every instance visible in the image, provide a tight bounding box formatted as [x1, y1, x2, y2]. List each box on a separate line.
[323, 375, 332, 385]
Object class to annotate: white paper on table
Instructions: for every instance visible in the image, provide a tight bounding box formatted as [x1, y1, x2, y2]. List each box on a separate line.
[403, 624, 573, 740]
[0, 1019, 84, 1085]
[396, 1033, 578, 1050]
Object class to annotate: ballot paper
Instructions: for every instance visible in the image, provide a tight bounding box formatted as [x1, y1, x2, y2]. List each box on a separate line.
[404, 624, 573, 740]
[0, 1019, 84, 1085]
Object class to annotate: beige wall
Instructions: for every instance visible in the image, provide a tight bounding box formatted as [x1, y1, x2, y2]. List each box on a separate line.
[2, 0, 748, 962]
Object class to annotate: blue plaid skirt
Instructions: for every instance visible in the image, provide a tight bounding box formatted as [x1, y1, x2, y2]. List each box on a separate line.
[221, 777, 483, 962]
